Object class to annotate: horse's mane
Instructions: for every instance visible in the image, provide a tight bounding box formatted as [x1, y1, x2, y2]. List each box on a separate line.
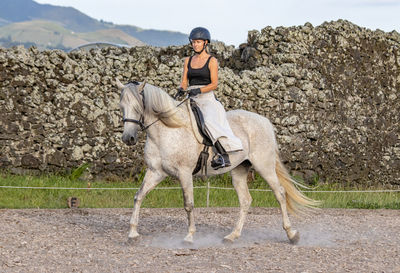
[125, 83, 185, 128]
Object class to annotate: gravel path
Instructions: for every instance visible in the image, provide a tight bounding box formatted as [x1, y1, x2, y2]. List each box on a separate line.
[1, 207, 399, 272]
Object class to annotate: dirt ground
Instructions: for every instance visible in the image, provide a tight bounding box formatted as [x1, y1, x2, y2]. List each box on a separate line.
[1, 207, 399, 273]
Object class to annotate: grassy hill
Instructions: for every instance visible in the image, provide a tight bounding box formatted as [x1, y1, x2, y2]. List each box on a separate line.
[0, 0, 105, 32]
[0, 0, 188, 49]
[0, 20, 145, 50]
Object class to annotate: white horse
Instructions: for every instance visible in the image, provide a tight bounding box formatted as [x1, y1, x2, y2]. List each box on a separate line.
[116, 79, 319, 244]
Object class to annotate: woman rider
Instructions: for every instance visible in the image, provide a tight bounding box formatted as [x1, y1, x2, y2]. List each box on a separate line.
[178, 27, 243, 170]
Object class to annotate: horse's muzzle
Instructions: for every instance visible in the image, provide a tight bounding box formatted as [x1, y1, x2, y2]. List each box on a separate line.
[122, 134, 137, 146]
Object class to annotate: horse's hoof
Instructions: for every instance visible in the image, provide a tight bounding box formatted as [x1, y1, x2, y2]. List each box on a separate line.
[289, 230, 300, 244]
[183, 235, 194, 244]
[128, 231, 140, 242]
[127, 236, 139, 245]
[223, 235, 235, 244]
[183, 239, 194, 246]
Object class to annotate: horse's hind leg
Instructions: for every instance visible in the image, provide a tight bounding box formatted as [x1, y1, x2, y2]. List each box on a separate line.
[253, 161, 299, 244]
[224, 162, 252, 243]
[128, 169, 165, 239]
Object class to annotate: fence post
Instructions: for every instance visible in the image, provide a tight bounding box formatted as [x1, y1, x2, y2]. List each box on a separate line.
[206, 181, 210, 207]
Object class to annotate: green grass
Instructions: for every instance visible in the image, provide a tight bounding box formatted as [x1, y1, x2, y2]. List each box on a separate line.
[0, 172, 399, 209]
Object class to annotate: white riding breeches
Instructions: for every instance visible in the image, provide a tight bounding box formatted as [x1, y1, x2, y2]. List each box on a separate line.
[188, 86, 243, 152]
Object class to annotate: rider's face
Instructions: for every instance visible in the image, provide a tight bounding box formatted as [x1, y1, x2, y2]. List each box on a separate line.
[191, 39, 206, 52]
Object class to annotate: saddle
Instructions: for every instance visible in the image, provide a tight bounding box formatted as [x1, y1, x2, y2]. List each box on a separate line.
[188, 99, 213, 175]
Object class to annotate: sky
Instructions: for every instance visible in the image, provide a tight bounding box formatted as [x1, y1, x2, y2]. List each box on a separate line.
[35, 0, 400, 46]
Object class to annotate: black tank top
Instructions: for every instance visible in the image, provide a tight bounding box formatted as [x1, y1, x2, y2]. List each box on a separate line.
[187, 56, 212, 86]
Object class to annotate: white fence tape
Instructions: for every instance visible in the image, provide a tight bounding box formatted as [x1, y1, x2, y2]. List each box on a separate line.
[1, 185, 399, 207]
[1, 185, 399, 192]
[0, 185, 195, 190]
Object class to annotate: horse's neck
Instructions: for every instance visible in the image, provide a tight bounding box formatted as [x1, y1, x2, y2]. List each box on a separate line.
[145, 103, 193, 143]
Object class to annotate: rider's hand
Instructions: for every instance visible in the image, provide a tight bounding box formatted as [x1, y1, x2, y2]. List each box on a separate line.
[174, 87, 185, 99]
[188, 88, 201, 97]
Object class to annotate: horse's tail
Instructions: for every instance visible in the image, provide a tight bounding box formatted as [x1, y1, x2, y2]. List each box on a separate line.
[275, 149, 321, 215]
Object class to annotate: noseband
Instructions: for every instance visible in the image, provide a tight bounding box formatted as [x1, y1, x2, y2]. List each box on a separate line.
[123, 115, 146, 131]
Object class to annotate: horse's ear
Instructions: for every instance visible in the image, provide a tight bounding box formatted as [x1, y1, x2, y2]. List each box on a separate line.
[138, 80, 147, 92]
[115, 78, 125, 90]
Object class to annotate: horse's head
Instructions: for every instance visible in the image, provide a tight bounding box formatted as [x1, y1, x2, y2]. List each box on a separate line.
[117, 78, 146, 145]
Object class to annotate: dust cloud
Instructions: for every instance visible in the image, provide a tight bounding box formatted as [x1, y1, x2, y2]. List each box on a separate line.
[147, 224, 335, 249]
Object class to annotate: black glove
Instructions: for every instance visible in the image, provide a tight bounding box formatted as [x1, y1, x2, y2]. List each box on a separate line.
[188, 88, 201, 97]
[174, 87, 185, 99]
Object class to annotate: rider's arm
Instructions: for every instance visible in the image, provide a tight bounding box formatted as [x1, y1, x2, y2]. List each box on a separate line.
[180, 57, 189, 90]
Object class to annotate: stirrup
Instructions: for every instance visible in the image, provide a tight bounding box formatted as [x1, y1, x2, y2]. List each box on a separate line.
[211, 154, 231, 170]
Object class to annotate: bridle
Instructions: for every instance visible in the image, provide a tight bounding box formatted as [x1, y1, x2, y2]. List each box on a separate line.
[122, 81, 148, 131]
[122, 81, 189, 131]
[123, 114, 146, 131]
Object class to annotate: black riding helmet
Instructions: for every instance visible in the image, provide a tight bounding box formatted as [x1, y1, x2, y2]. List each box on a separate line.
[189, 27, 211, 43]
[189, 27, 210, 54]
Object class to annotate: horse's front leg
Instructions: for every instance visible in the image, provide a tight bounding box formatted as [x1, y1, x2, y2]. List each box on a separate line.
[178, 171, 196, 243]
[129, 169, 165, 240]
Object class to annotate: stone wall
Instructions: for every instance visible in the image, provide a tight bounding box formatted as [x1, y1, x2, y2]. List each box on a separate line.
[0, 20, 399, 185]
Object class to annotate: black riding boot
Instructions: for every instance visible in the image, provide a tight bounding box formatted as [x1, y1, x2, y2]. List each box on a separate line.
[211, 140, 231, 170]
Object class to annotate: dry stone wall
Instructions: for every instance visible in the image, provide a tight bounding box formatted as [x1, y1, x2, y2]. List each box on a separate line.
[0, 20, 399, 185]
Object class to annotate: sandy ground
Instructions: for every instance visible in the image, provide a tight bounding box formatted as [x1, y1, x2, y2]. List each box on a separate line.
[0, 207, 399, 272]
